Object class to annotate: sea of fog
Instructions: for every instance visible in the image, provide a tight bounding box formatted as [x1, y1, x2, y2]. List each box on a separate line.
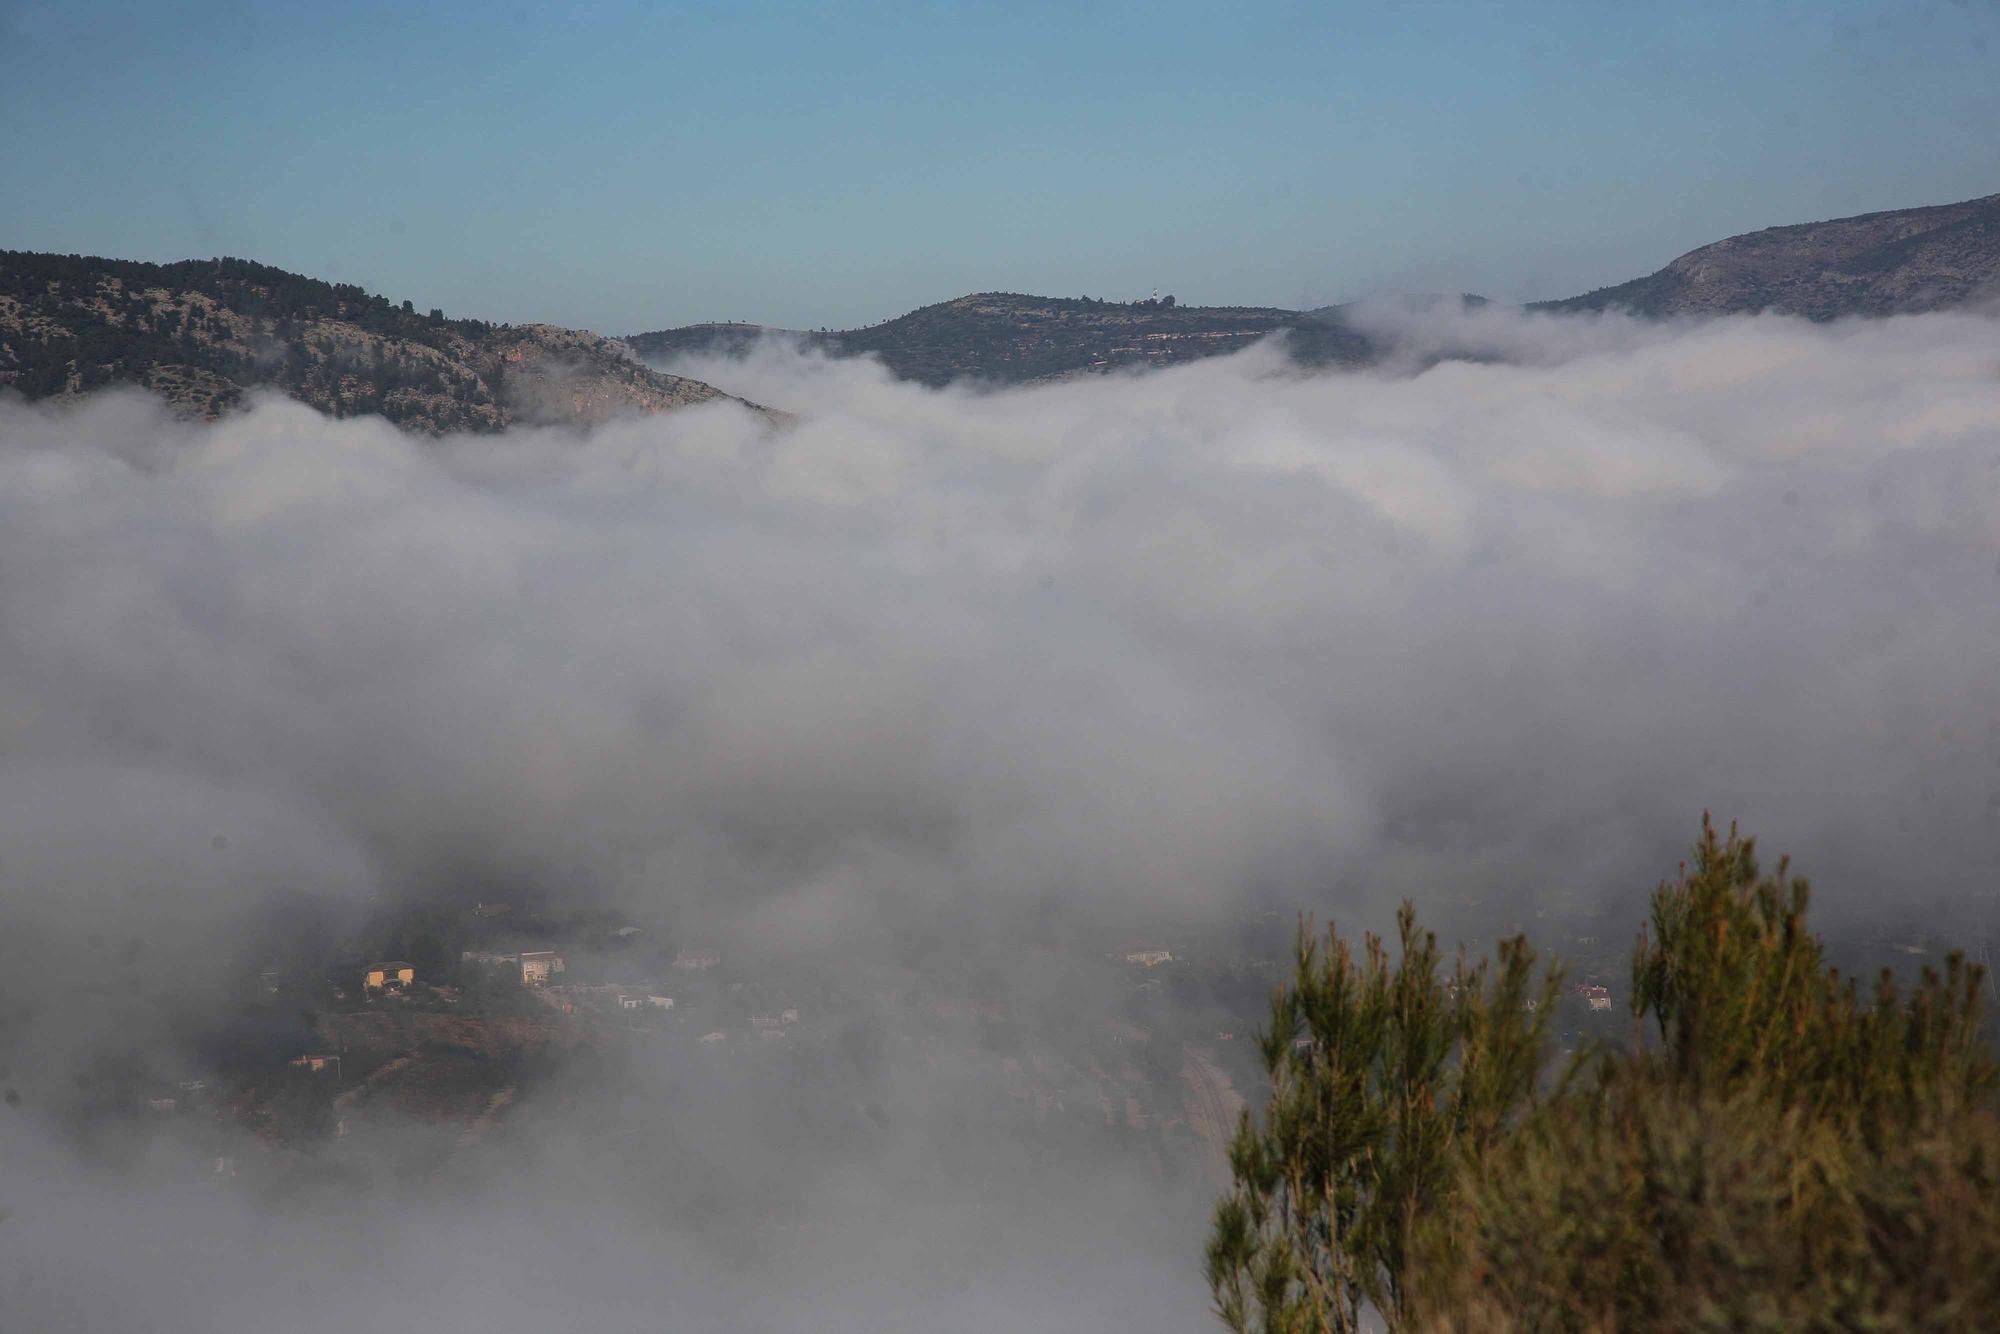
[2, 305, 1997, 1331]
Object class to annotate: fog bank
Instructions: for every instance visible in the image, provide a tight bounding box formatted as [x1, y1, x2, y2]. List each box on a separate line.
[3, 306, 1998, 1330]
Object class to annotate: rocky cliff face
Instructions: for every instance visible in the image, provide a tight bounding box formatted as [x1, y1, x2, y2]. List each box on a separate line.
[0, 252, 768, 431]
[1537, 193, 2000, 319]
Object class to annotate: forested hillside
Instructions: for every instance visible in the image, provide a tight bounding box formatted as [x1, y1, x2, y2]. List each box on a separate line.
[628, 292, 1375, 387]
[0, 251, 759, 431]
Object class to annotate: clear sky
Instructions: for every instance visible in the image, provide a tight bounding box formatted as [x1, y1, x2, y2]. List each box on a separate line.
[3, 0, 1996, 333]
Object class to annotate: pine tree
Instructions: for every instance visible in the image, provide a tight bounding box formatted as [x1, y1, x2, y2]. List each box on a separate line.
[1208, 818, 2000, 1332]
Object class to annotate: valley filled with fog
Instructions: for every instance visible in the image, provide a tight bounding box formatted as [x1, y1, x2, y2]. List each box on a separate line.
[3, 306, 1998, 1332]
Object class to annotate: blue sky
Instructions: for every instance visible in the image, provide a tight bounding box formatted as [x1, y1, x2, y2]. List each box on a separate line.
[3, 0, 1996, 332]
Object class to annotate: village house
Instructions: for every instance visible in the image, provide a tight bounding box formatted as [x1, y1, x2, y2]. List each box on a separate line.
[1123, 949, 1173, 968]
[619, 995, 643, 1010]
[363, 961, 414, 991]
[647, 995, 675, 1010]
[1576, 983, 1613, 1012]
[519, 950, 565, 985]
[672, 948, 720, 972]
[289, 1053, 341, 1075]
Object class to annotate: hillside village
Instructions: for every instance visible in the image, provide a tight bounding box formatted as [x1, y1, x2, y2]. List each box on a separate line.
[94, 885, 1682, 1206]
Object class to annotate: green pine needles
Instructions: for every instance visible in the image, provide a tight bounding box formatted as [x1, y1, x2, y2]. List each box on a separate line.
[1207, 817, 2000, 1333]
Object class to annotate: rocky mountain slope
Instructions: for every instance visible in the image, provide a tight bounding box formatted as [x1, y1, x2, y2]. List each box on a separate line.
[1537, 192, 2000, 319]
[628, 292, 1374, 387]
[1, 251, 764, 431]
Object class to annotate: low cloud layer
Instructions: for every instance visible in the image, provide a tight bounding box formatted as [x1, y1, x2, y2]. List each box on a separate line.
[3, 306, 1998, 1329]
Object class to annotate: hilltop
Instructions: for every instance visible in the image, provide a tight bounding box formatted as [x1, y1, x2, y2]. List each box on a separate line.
[0, 251, 767, 432]
[623, 194, 2000, 391]
[627, 292, 1374, 387]
[1537, 191, 2000, 319]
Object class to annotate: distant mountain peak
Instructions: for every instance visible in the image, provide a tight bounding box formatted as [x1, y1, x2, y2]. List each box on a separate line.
[1536, 192, 2000, 319]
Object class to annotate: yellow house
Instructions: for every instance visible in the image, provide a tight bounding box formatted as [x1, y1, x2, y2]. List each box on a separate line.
[519, 950, 563, 985]
[363, 961, 415, 991]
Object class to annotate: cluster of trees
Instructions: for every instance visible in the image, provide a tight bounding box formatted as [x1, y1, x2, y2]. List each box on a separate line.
[1209, 818, 1999, 1331]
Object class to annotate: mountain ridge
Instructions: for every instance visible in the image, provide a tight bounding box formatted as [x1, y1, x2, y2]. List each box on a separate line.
[1533, 192, 2000, 319]
[627, 290, 1374, 388]
[0, 251, 771, 432]
[628, 192, 2000, 388]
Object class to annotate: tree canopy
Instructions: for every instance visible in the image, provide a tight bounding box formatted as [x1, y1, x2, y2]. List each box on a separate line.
[1207, 817, 1999, 1332]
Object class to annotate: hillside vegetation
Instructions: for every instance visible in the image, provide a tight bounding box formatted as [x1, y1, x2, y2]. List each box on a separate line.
[0, 251, 761, 432]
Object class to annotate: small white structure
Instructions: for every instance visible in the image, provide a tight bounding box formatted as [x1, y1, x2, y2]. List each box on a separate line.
[673, 949, 721, 972]
[647, 995, 675, 1010]
[1124, 949, 1174, 968]
[619, 995, 643, 1010]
